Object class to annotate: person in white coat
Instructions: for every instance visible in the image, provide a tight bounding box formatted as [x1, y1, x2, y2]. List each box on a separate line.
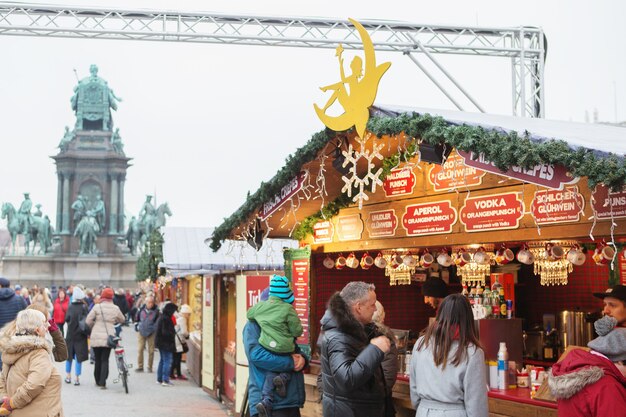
[171, 304, 190, 380]
[409, 293, 488, 417]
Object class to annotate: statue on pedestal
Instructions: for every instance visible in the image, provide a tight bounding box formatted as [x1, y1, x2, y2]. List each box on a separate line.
[58, 126, 74, 152]
[17, 192, 33, 235]
[75, 215, 99, 255]
[70, 64, 122, 131]
[71, 194, 86, 225]
[111, 128, 125, 155]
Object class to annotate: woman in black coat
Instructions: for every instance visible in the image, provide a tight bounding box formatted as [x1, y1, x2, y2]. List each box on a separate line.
[154, 302, 178, 386]
[64, 287, 90, 385]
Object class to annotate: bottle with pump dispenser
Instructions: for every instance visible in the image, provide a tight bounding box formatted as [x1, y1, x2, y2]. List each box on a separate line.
[497, 342, 509, 389]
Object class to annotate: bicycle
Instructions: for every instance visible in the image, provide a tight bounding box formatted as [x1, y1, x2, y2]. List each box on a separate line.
[111, 335, 132, 394]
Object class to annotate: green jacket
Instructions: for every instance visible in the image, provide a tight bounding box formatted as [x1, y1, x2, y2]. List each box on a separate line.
[246, 296, 303, 354]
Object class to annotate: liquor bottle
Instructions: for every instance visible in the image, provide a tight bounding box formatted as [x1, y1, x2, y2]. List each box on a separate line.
[543, 325, 558, 361]
[491, 289, 501, 318]
[475, 285, 484, 305]
[492, 276, 503, 293]
[483, 288, 492, 318]
[461, 285, 469, 298]
[498, 287, 507, 319]
[497, 342, 509, 389]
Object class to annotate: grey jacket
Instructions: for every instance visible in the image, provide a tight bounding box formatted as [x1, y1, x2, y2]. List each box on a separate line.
[409, 337, 488, 417]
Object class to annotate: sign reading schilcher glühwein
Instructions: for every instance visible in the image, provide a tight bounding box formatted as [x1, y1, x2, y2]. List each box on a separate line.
[460, 192, 524, 232]
[530, 187, 585, 224]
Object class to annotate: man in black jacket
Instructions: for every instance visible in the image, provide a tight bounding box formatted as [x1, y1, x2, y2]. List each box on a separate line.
[319, 281, 390, 417]
[0, 277, 27, 369]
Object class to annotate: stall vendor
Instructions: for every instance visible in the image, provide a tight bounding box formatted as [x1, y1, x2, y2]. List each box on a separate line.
[593, 285, 626, 327]
[422, 277, 448, 311]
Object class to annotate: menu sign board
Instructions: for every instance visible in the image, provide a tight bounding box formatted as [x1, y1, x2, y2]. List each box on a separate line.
[458, 151, 578, 190]
[260, 171, 306, 220]
[530, 187, 585, 224]
[335, 214, 364, 241]
[402, 200, 457, 236]
[292, 259, 310, 346]
[383, 168, 416, 197]
[365, 209, 398, 238]
[429, 152, 485, 191]
[591, 185, 626, 219]
[460, 192, 524, 232]
[313, 220, 334, 243]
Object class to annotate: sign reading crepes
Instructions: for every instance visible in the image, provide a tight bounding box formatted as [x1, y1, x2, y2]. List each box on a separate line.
[366, 209, 398, 238]
[458, 151, 578, 190]
[460, 192, 524, 232]
[592, 185, 626, 219]
[530, 187, 585, 224]
[292, 259, 310, 346]
[335, 214, 364, 241]
[313, 220, 334, 243]
[402, 201, 457, 236]
[429, 152, 485, 191]
[383, 168, 416, 197]
[260, 172, 306, 220]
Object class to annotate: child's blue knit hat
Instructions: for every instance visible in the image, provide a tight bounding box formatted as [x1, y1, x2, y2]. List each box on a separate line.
[269, 275, 294, 304]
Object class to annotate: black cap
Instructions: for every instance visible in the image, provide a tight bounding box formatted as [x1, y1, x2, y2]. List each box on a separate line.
[0, 277, 10, 288]
[593, 285, 626, 303]
[422, 277, 448, 298]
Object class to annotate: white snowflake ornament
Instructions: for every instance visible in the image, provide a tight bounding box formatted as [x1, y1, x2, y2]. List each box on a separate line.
[341, 135, 384, 209]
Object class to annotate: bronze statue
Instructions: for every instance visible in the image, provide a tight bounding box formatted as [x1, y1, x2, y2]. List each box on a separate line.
[71, 194, 86, 226]
[2, 199, 52, 255]
[75, 215, 99, 255]
[17, 192, 33, 235]
[58, 126, 74, 152]
[126, 216, 139, 255]
[139, 195, 156, 237]
[111, 128, 124, 155]
[71, 64, 122, 131]
[89, 195, 106, 233]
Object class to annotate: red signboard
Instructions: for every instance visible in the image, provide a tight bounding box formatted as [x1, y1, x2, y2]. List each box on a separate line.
[260, 172, 306, 220]
[335, 214, 364, 241]
[402, 200, 457, 236]
[313, 220, 334, 243]
[530, 187, 585, 224]
[458, 151, 578, 190]
[205, 276, 212, 307]
[292, 259, 310, 346]
[460, 192, 525, 232]
[383, 168, 417, 197]
[592, 185, 626, 219]
[246, 275, 271, 309]
[429, 152, 485, 191]
[366, 209, 398, 238]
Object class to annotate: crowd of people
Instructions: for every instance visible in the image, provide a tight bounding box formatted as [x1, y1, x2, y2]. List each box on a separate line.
[243, 276, 626, 417]
[0, 276, 193, 415]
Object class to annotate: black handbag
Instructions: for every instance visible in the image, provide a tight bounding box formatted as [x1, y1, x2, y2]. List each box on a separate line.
[78, 305, 91, 336]
[177, 334, 189, 353]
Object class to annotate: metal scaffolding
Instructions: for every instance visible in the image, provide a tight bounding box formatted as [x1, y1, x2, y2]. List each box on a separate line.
[0, 2, 546, 117]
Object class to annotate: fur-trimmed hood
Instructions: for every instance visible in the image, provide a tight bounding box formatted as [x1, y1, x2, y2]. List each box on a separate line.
[548, 348, 626, 399]
[0, 334, 52, 366]
[321, 292, 378, 346]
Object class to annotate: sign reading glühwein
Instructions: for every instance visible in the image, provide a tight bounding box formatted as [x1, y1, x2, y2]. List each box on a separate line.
[592, 185, 626, 219]
[383, 168, 416, 197]
[460, 192, 524, 232]
[402, 201, 457, 236]
[429, 152, 485, 191]
[260, 171, 306, 220]
[458, 151, 578, 190]
[335, 214, 364, 241]
[366, 209, 398, 238]
[531, 187, 585, 224]
[313, 220, 334, 243]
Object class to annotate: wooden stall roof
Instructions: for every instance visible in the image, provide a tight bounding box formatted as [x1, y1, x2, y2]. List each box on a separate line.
[210, 106, 626, 251]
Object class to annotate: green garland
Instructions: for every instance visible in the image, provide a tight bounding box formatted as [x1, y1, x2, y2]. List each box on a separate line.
[211, 112, 626, 251]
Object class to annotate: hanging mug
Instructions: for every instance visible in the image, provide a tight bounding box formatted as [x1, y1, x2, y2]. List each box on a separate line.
[566, 245, 586, 266]
[593, 244, 615, 265]
[323, 255, 335, 269]
[420, 250, 434, 268]
[335, 254, 347, 270]
[346, 252, 359, 269]
[361, 253, 374, 270]
[403, 252, 418, 268]
[437, 250, 453, 267]
[473, 247, 489, 265]
[516, 244, 534, 265]
[454, 249, 472, 267]
[545, 243, 565, 260]
[495, 246, 515, 265]
[390, 253, 403, 269]
[374, 252, 387, 268]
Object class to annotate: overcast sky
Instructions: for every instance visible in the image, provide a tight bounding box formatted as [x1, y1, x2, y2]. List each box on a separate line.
[0, 0, 624, 231]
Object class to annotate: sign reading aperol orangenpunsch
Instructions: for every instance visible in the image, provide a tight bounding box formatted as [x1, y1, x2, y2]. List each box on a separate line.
[365, 209, 398, 238]
[429, 152, 485, 192]
[383, 168, 416, 197]
[402, 201, 457, 236]
[460, 192, 524, 232]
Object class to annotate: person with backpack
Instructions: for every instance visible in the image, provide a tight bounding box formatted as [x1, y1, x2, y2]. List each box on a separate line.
[135, 295, 159, 372]
[63, 287, 90, 386]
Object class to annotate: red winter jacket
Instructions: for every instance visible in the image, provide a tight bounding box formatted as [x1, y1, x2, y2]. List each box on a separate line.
[53, 296, 69, 324]
[548, 348, 626, 417]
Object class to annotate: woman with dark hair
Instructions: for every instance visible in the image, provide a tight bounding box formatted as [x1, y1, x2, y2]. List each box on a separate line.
[155, 303, 178, 387]
[408, 293, 488, 417]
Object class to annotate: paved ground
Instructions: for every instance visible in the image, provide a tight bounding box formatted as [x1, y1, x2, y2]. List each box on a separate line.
[55, 326, 230, 417]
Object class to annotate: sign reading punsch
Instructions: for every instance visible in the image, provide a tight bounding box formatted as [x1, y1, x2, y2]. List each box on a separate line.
[429, 152, 485, 191]
[366, 209, 398, 238]
[531, 187, 585, 224]
[460, 192, 524, 232]
[383, 168, 416, 197]
[402, 201, 457, 236]
[592, 185, 626, 219]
